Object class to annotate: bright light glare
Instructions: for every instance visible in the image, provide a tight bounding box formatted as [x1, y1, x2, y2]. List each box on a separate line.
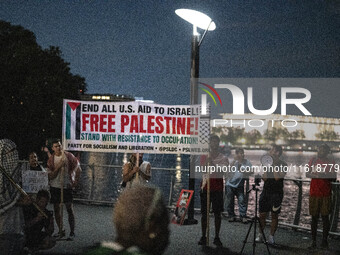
[175, 9, 216, 31]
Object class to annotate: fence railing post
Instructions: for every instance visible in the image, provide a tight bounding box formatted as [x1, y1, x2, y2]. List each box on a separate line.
[168, 175, 174, 207]
[330, 182, 340, 232]
[293, 179, 303, 228]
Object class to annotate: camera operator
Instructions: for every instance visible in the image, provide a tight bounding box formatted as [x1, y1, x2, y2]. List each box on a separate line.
[256, 144, 287, 246]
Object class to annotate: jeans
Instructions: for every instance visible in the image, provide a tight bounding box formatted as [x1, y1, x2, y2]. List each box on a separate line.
[226, 185, 247, 218]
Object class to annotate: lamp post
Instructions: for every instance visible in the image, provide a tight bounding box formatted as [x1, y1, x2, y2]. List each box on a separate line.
[176, 9, 216, 224]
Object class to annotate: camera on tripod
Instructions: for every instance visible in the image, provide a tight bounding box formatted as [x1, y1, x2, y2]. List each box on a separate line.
[254, 174, 261, 186]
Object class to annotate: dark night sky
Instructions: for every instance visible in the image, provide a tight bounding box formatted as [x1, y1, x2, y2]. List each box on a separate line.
[0, 0, 339, 117]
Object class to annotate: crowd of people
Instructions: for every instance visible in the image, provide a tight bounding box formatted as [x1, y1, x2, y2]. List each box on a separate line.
[0, 136, 338, 254]
[0, 139, 81, 254]
[197, 138, 337, 251]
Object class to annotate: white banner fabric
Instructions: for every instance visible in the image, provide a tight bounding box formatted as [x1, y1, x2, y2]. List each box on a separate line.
[62, 99, 210, 154]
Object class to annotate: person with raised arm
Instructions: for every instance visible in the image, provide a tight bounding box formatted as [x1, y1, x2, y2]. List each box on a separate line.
[47, 139, 81, 241]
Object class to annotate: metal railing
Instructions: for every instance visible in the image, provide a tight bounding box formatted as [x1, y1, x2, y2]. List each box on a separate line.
[280, 178, 340, 236]
[19, 161, 340, 236]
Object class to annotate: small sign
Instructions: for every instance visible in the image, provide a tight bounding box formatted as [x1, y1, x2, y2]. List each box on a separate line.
[171, 189, 194, 225]
[22, 170, 49, 193]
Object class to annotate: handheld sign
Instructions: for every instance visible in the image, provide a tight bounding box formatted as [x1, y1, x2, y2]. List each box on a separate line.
[171, 189, 194, 225]
[22, 170, 48, 193]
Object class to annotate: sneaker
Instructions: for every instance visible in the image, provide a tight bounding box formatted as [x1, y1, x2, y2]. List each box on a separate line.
[53, 229, 65, 239]
[198, 236, 206, 245]
[268, 235, 275, 245]
[213, 237, 223, 246]
[241, 217, 248, 224]
[255, 234, 264, 243]
[320, 239, 328, 249]
[308, 241, 317, 250]
[228, 217, 236, 222]
[67, 232, 75, 241]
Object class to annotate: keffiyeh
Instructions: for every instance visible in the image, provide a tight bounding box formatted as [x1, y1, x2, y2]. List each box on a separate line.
[0, 139, 21, 214]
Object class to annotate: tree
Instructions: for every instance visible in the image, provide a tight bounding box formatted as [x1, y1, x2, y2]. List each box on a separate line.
[264, 127, 290, 143]
[289, 130, 306, 140]
[315, 130, 339, 141]
[0, 20, 87, 157]
[245, 130, 262, 145]
[219, 127, 246, 145]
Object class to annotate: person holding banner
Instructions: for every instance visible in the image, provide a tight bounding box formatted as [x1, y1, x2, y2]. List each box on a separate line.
[122, 153, 151, 188]
[47, 139, 81, 241]
[198, 135, 229, 247]
[0, 139, 32, 255]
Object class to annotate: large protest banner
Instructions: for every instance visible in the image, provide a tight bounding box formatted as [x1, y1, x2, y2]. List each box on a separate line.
[62, 99, 210, 154]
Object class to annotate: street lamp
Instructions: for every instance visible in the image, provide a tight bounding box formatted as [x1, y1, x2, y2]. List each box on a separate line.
[176, 9, 216, 224]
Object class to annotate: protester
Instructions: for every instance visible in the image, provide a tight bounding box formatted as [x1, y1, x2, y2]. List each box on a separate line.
[23, 189, 56, 253]
[226, 148, 252, 223]
[306, 144, 337, 249]
[198, 135, 229, 247]
[22, 152, 48, 200]
[256, 144, 287, 245]
[47, 139, 81, 240]
[85, 185, 169, 255]
[122, 153, 151, 188]
[0, 139, 30, 255]
[25, 152, 47, 171]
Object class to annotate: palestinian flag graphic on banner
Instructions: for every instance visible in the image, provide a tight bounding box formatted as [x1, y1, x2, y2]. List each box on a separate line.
[65, 101, 81, 140]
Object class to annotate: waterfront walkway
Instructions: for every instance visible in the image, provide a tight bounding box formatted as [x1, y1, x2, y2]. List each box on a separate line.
[39, 203, 339, 255]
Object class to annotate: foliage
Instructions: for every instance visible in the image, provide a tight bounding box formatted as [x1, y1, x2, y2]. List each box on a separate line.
[289, 130, 305, 140]
[245, 130, 262, 145]
[315, 130, 339, 141]
[264, 127, 290, 143]
[0, 20, 87, 157]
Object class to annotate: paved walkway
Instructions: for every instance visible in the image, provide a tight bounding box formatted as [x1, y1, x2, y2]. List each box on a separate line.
[38, 203, 340, 255]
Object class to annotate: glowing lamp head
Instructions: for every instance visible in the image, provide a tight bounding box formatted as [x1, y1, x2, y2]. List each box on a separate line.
[175, 9, 216, 33]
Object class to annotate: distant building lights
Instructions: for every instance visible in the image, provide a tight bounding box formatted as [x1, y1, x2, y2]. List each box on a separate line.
[136, 99, 154, 104]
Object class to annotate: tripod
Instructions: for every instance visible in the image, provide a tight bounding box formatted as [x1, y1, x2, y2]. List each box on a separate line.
[240, 184, 271, 255]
